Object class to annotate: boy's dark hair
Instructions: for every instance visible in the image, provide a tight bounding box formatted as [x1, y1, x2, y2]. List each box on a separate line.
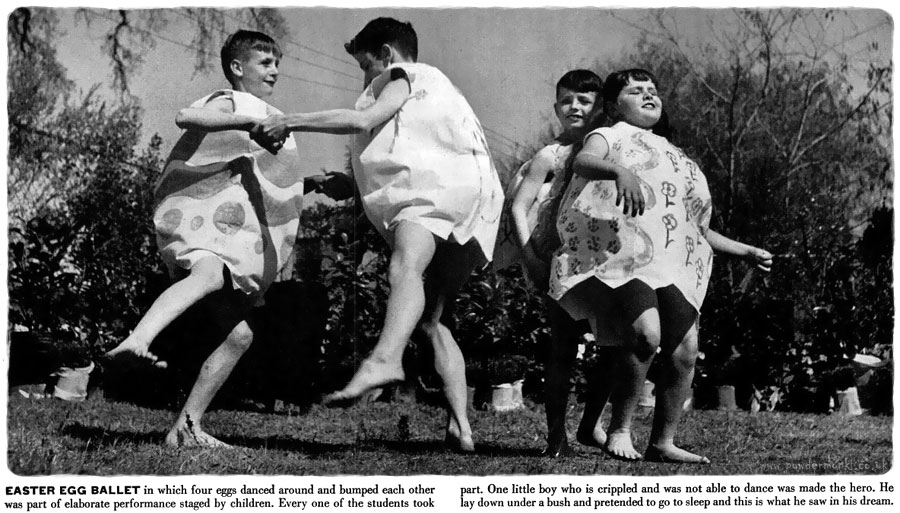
[601, 68, 659, 104]
[556, 69, 602, 97]
[344, 17, 418, 61]
[220, 30, 282, 82]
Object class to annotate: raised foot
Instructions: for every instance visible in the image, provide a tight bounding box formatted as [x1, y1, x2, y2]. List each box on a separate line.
[104, 339, 168, 369]
[323, 357, 404, 407]
[603, 430, 642, 461]
[645, 444, 710, 464]
[165, 425, 231, 448]
[576, 426, 608, 448]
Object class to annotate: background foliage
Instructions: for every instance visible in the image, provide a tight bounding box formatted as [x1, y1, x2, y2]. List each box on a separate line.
[6, 8, 892, 412]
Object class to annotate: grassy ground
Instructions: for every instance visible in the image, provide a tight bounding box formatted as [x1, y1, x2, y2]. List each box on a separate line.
[7, 391, 892, 476]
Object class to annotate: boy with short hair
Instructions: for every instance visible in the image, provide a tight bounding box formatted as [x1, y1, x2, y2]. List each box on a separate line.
[256, 17, 504, 451]
[507, 69, 614, 457]
[107, 30, 349, 446]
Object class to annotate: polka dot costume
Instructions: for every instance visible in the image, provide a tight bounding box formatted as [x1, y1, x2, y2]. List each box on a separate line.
[153, 90, 312, 296]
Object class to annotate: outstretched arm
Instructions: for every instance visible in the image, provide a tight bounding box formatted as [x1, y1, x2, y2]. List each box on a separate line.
[707, 229, 773, 271]
[175, 96, 258, 132]
[574, 133, 645, 216]
[259, 78, 410, 139]
[176, 96, 283, 154]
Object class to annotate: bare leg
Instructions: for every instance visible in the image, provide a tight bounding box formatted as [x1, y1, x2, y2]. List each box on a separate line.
[604, 309, 660, 461]
[543, 302, 579, 457]
[422, 241, 483, 452]
[165, 319, 254, 448]
[325, 221, 436, 404]
[576, 346, 615, 448]
[106, 256, 225, 366]
[646, 323, 709, 463]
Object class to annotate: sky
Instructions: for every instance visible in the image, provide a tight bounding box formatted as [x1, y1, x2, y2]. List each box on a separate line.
[49, 7, 642, 176]
[42, 5, 892, 181]
[0, 3, 884, 190]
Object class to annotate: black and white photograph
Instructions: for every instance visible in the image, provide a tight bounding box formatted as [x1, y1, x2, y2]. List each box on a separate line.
[3, 1, 895, 499]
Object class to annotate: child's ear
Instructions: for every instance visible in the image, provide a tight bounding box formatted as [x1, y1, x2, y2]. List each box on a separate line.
[230, 59, 244, 79]
[379, 44, 393, 65]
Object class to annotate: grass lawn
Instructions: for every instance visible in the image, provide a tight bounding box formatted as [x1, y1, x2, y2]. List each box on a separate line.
[6, 391, 892, 476]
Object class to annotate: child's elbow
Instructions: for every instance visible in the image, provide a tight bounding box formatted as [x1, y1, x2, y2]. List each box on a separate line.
[349, 118, 371, 133]
[175, 110, 191, 129]
[572, 155, 590, 176]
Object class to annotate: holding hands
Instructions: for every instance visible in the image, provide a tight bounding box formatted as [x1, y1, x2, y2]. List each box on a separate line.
[250, 115, 289, 154]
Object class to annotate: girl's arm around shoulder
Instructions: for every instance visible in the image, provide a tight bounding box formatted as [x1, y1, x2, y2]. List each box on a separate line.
[175, 95, 258, 133]
[706, 229, 773, 271]
[575, 132, 645, 216]
[261, 77, 410, 138]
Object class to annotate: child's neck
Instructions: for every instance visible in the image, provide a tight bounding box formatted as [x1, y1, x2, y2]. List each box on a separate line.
[558, 127, 588, 145]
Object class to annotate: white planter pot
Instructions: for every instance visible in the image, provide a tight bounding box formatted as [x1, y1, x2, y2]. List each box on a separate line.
[716, 385, 738, 411]
[490, 380, 524, 412]
[836, 387, 863, 416]
[52, 361, 95, 402]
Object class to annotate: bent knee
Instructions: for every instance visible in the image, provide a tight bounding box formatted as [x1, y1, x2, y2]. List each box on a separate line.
[631, 325, 661, 360]
[388, 257, 425, 287]
[671, 330, 699, 369]
[224, 323, 254, 352]
[191, 263, 226, 294]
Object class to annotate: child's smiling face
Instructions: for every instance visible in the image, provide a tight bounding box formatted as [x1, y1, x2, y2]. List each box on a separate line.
[234, 49, 280, 98]
[554, 88, 599, 134]
[353, 51, 386, 88]
[613, 78, 662, 129]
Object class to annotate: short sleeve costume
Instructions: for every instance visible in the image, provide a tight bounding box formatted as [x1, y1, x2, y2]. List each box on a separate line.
[153, 90, 314, 297]
[493, 143, 573, 271]
[349, 63, 504, 260]
[550, 122, 714, 326]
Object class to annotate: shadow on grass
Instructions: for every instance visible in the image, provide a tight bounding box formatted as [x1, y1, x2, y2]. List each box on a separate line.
[61, 423, 166, 446]
[62, 423, 357, 455]
[362, 439, 544, 458]
[61, 423, 545, 458]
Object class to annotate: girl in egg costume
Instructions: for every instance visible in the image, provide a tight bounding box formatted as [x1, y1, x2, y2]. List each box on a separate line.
[550, 69, 771, 463]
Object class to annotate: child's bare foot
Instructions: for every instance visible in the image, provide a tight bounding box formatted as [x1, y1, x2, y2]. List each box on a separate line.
[576, 424, 608, 448]
[603, 429, 642, 460]
[323, 357, 404, 406]
[164, 424, 231, 448]
[543, 431, 574, 458]
[105, 338, 167, 369]
[446, 422, 475, 453]
[645, 444, 710, 464]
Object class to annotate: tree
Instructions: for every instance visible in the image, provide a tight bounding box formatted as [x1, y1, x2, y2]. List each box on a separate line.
[7, 7, 167, 359]
[74, 7, 289, 95]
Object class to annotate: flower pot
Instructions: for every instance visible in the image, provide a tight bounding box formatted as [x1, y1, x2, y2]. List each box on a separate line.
[836, 387, 863, 416]
[490, 380, 524, 412]
[716, 385, 738, 411]
[52, 361, 95, 402]
[510, 379, 524, 407]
